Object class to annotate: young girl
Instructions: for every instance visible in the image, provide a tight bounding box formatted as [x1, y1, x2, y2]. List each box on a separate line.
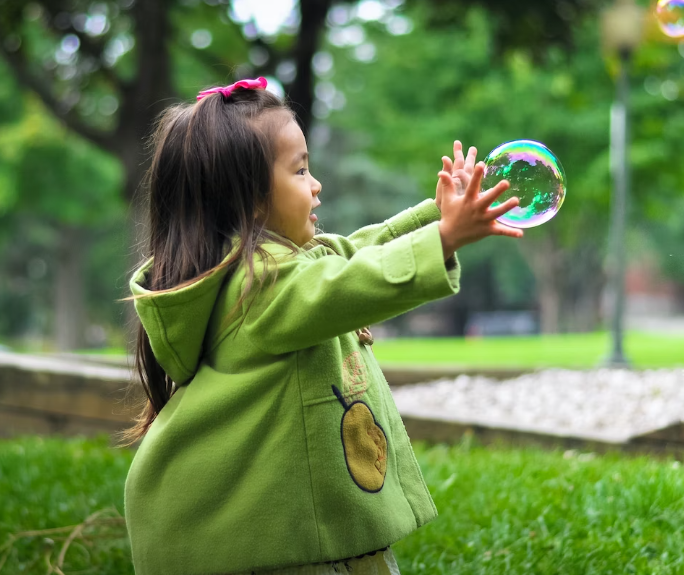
[123, 77, 522, 575]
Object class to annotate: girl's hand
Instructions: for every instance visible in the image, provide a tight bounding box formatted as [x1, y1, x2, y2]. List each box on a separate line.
[436, 140, 477, 211]
[437, 161, 523, 260]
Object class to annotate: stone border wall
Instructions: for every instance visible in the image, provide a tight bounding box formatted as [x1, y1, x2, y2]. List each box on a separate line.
[401, 415, 684, 457]
[0, 352, 140, 437]
[2, 352, 682, 457]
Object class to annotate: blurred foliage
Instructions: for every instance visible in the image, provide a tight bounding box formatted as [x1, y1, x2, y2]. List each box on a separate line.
[0, 55, 127, 344]
[320, 1, 684, 329]
[0, 0, 594, 143]
[1, 0, 684, 346]
[408, 0, 593, 57]
[311, 128, 424, 236]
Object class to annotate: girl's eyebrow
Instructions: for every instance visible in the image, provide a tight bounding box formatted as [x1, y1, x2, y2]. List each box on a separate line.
[291, 151, 309, 165]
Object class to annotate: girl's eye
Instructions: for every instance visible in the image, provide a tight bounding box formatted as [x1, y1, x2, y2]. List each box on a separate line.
[297, 168, 308, 175]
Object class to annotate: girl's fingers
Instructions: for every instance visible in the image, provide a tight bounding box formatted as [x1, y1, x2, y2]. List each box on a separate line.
[453, 168, 470, 195]
[454, 168, 469, 180]
[490, 222, 524, 238]
[438, 170, 463, 197]
[478, 179, 510, 207]
[442, 156, 454, 175]
[453, 141, 464, 172]
[487, 197, 520, 220]
[438, 170, 456, 191]
[465, 146, 477, 174]
[464, 162, 485, 201]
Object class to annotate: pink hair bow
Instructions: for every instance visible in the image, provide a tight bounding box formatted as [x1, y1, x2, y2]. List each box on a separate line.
[196, 77, 268, 101]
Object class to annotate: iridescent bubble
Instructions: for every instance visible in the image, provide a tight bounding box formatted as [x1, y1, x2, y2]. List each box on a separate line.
[657, 0, 684, 38]
[482, 139, 566, 229]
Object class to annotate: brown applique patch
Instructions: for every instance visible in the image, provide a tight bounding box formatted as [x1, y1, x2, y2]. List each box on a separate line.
[342, 351, 368, 401]
[332, 385, 387, 493]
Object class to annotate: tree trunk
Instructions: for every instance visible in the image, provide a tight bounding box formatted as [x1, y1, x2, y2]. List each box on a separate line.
[291, 0, 333, 135]
[519, 232, 563, 334]
[562, 243, 606, 332]
[538, 280, 561, 334]
[54, 225, 85, 351]
[116, 0, 173, 353]
[519, 230, 606, 333]
[569, 282, 604, 332]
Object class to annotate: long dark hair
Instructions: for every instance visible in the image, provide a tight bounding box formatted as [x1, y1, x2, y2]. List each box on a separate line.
[119, 86, 296, 445]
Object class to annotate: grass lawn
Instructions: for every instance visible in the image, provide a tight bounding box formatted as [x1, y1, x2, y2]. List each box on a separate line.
[403, 441, 684, 574]
[67, 332, 684, 370]
[372, 331, 684, 369]
[2, 436, 684, 574]
[5, 331, 683, 370]
[0, 436, 134, 575]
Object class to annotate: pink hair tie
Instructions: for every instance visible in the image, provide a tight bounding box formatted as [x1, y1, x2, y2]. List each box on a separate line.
[196, 76, 268, 101]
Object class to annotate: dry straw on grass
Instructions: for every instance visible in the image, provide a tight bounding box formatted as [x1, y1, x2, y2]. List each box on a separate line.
[0, 507, 126, 575]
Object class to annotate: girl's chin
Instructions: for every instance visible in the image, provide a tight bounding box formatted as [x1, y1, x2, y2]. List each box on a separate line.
[289, 224, 316, 248]
[304, 221, 316, 242]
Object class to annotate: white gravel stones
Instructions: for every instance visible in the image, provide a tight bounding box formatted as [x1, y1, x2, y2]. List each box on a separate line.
[391, 369, 684, 443]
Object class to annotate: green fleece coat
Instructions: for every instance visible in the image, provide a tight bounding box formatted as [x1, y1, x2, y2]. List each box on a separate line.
[125, 199, 460, 575]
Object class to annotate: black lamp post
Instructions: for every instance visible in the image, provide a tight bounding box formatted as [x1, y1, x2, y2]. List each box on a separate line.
[600, 0, 645, 368]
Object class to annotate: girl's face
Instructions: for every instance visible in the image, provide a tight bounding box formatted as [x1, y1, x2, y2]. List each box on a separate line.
[264, 119, 322, 247]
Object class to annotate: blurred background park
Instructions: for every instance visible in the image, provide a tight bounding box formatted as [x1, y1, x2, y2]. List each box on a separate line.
[2, 0, 684, 573]
[0, 0, 682, 363]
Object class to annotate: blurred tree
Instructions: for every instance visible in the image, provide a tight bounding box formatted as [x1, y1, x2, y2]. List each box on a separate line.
[0, 0, 598, 347]
[0, 90, 123, 349]
[309, 127, 424, 236]
[3, 0, 678, 344]
[628, 22, 684, 288]
[408, 0, 591, 57]
[0, 0, 303, 348]
[16, 129, 123, 350]
[0, 0, 594, 224]
[321, 3, 684, 332]
[0, 0, 326, 218]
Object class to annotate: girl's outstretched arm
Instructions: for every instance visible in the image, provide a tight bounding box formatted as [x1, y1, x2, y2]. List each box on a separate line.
[308, 198, 443, 260]
[308, 141, 476, 259]
[241, 222, 460, 355]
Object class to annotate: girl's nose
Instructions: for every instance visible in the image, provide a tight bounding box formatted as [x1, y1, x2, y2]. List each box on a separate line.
[312, 177, 322, 196]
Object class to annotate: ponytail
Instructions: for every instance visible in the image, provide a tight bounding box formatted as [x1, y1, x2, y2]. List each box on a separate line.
[119, 325, 173, 446]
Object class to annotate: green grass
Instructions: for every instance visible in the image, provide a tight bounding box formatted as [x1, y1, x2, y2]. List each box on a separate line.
[398, 441, 684, 574]
[6, 331, 684, 370]
[372, 331, 684, 369]
[0, 436, 134, 575]
[3, 436, 684, 574]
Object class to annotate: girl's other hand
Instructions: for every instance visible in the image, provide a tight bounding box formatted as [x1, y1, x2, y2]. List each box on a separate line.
[436, 140, 477, 210]
[437, 161, 523, 261]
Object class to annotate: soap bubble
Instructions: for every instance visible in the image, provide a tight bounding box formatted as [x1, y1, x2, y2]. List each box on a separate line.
[657, 0, 684, 38]
[482, 139, 566, 229]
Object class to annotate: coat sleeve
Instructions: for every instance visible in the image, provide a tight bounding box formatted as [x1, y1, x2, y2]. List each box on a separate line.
[242, 222, 460, 355]
[307, 198, 442, 260]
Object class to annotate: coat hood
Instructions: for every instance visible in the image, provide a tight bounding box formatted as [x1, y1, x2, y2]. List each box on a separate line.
[129, 235, 300, 385]
[129, 258, 233, 385]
